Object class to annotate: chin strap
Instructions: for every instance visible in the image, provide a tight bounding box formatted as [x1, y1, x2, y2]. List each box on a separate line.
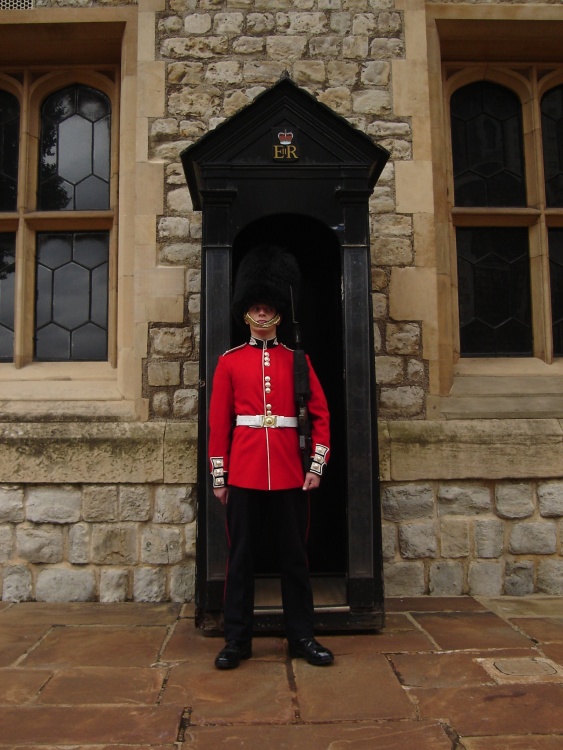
[244, 312, 281, 328]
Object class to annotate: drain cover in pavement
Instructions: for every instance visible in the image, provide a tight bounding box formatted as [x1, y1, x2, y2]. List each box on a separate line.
[477, 656, 563, 684]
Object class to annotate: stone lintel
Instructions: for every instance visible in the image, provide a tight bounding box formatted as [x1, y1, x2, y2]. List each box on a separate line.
[385, 419, 563, 481]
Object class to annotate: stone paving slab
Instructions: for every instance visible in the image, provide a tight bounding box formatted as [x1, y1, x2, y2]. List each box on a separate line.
[0, 624, 52, 667]
[0, 668, 52, 704]
[162, 660, 295, 724]
[182, 720, 453, 749]
[0, 602, 182, 626]
[413, 683, 563, 736]
[463, 737, 563, 750]
[20, 625, 168, 668]
[509, 617, 563, 643]
[389, 649, 539, 689]
[411, 611, 535, 651]
[387, 596, 487, 613]
[293, 654, 415, 723]
[482, 596, 563, 619]
[37, 666, 168, 704]
[0, 706, 184, 745]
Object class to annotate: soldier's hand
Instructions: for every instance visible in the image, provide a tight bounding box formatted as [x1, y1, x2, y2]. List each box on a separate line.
[214, 487, 229, 505]
[302, 472, 320, 491]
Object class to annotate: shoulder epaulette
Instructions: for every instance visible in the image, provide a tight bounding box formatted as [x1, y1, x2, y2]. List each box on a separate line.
[222, 342, 247, 356]
[281, 343, 295, 352]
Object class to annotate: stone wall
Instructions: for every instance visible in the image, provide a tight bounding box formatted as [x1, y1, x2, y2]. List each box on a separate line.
[383, 479, 563, 596]
[0, 483, 196, 602]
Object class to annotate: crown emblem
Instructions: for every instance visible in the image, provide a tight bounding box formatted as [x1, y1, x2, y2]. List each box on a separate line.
[278, 130, 293, 145]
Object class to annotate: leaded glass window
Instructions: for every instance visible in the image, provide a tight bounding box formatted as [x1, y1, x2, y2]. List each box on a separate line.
[549, 229, 563, 357]
[542, 85, 563, 208]
[457, 227, 532, 356]
[35, 232, 109, 361]
[0, 232, 15, 361]
[450, 81, 526, 208]
[38, 85, 111, 211]
[0, 90, 19, 212]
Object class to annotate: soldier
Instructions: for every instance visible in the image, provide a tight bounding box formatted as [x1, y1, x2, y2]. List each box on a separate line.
[208, 245, 334, 670]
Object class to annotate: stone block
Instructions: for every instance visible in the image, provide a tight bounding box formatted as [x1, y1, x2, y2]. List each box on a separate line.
[383, 561, 425, 596]
[163, 422, 198, 484]
[504, 561, 534, 596]
[185, 523, 197, 556]
[148, 362, 181, 387]
[375, 356, 402, 384]
[170, 563, 196, 602]
[310, 36, 341, 58]
[266, 36, 307, 61]
[352, 89, 391, 115]
[0, 423, 166, 484]
[158, 216, 191, 241]
[173, 389, 199, 418]
[538, 481, 563, 517]
[83, 485, 118, 522]
[429, 561, 463, 596]
[134, 567, 166, 602]
[537, 559, 563, 595]
[380, 386, 424, 417]
[100, 568, 129, 602]
[439, 518, 469, 558]
[387, 420, 563, 482]
[154, 485, 195, 524]
[437, 484, 492, 516]
[2, 564, 32, 602]
[152, 392, 171, 418]
[150, 327, 193, 357]
[0, 487, 24, 523]
[26, 486, 82, 524]
[381, 523, 396, 560]
[0, 525, 13, 562]
[386, 322, 420, 355]
[342, 35, 369, 59]
[382, 483, 434, 521]
[141, 527, 183, 564]
[468, 561, 503, 596]
[246, 12, 276, 34]
[233, 36, 265, 54]
[509, 522, 557, 555]
[161, 36, 229, 60]
[474, 518, 503, 559]
[36, 568, 96, 602]
[213, 11, 245, 34]
[120, 485, 152, 521]
[91, 525, 137, 565]
[398, 522, 437, 559]
[69, 523, 91, 564]
[184, 12, 212, 33]
[17, 526, 64, 564]
[495, 482, 534, 519]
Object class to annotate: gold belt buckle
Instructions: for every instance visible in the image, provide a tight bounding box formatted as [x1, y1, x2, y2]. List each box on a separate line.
[262, 415, 277, 427]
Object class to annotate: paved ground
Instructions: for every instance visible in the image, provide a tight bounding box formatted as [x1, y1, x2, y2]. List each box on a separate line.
[1, 596, 563, 749]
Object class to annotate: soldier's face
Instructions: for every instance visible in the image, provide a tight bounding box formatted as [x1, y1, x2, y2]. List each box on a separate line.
[245, 304, 279, 336]
[248, 304, 276, 323]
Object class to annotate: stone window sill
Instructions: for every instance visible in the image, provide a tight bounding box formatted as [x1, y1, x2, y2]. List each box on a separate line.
[428, 359, 563, 420]
[0, 362, 139, 422]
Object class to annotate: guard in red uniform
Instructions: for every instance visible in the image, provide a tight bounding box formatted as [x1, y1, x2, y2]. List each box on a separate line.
[209, 245, 334, 670]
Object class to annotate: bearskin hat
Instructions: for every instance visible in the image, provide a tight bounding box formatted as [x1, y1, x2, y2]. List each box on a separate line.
[232, 244, 300, 330]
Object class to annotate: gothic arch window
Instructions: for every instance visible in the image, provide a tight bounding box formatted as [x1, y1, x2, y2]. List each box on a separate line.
[448, 71, 563, 360]
[0, 73, 116, 365]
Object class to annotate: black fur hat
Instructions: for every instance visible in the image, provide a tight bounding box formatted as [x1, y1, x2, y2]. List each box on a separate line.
[232, 244, 300, 329]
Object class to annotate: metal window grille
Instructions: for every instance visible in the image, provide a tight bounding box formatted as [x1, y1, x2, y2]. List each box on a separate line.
[0, 0, 34, 8]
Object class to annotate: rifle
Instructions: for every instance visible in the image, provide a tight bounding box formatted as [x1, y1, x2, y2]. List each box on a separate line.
[291, 287, 312, 473]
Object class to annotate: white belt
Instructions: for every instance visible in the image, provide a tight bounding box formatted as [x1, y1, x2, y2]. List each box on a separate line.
[236, 415, 298, 428]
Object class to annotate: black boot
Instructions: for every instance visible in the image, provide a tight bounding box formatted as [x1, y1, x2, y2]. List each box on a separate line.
[288, 637, 334, 666]
[214, 640, 252, 670]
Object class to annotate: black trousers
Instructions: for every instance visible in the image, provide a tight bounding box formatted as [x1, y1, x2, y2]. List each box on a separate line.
[223, 486, 314, 642]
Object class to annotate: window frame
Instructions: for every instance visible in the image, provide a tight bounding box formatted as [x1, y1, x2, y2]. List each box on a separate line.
[0, 67, 119, 368]
[444, 64, 563, 365]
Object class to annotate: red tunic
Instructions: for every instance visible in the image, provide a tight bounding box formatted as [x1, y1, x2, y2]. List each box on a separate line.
[208, 338, 330, 491]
